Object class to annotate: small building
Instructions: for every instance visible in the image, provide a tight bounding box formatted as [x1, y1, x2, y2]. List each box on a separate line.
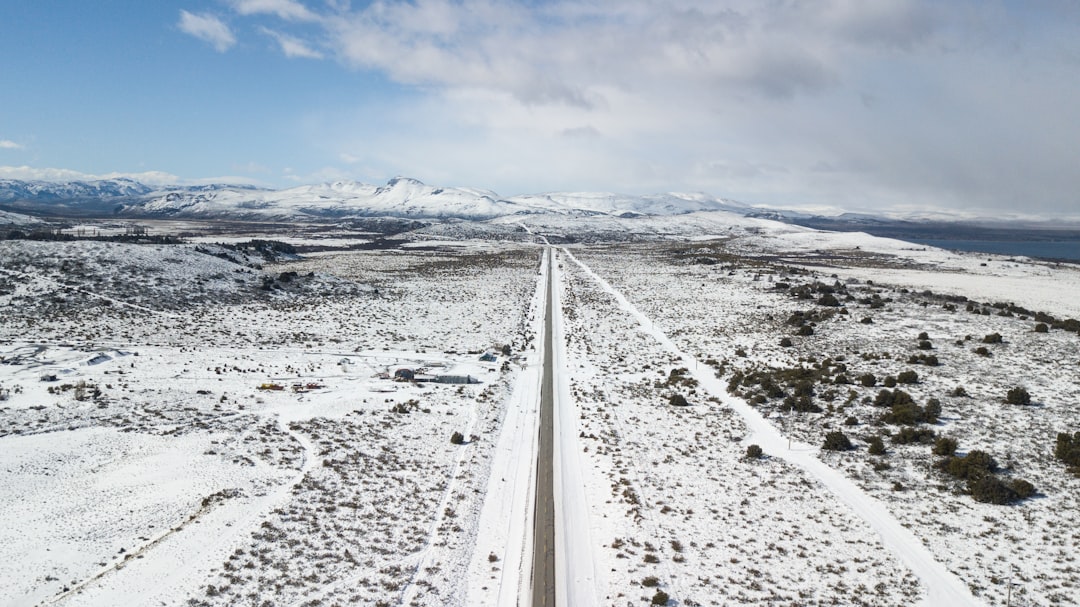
[394, 368, 415, 381]
[479, 352, 497, 363]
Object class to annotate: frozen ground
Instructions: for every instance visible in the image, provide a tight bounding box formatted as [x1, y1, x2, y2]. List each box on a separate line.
[1, 221, 1077, 607]
[0, 240, 541, 607]
[568, 240, 1079, 607]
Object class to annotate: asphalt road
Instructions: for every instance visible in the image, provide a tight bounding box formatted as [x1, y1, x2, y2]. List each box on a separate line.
[532, 248, 556, 607]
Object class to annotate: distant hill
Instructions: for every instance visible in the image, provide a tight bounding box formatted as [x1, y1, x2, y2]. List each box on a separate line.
[3, 176, 1078, 255]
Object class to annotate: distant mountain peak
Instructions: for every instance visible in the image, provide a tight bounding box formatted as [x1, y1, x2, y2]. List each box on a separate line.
[386, 176, 425, 187]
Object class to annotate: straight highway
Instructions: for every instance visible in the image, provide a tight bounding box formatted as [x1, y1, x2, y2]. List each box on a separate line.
[531, 247, 556, 607]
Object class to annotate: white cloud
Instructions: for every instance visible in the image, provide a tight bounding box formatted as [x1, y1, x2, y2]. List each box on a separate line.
[0, 166, 260, 187]
[0, 140, 22, 150]
[195, 1, 1080, 212]
[0, 165, 181, 184]
[260, 27, 324, 59]
[178, 10, 236, 52]
[231, 0, 319, 22]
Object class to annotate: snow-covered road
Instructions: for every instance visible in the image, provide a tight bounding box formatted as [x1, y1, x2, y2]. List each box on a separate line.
[562, 248, 984, 607]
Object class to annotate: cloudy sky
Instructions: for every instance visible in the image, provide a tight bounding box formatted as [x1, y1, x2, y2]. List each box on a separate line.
[2, 0, 1079, 214]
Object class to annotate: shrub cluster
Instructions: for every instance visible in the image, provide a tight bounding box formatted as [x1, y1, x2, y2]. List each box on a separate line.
[891, 426, 936, 445]
[873, 389, 913, 407]
[936, 449, 1035, 504]
[728, 361, 848, 411]
[907, 353, 940, 366]
[1055, 432, 1080, 475]
[881, 398, 940, 426]
[822, 431, 854, 451]
[969, 476, 1036, 505]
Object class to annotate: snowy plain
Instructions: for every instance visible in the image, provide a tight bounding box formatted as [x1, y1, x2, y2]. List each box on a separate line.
[0, 209, 1077, 607]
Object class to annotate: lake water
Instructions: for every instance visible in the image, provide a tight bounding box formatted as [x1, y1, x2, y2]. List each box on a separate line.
[907, 239, 1080, 262]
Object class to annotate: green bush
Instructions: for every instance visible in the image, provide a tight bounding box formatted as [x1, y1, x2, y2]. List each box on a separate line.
[938, 450, 996, 481]
[982, 332, 1003, 344]
[860, 316, 873, 324]
[932, 436, 958, 456]
[642, 576, 660, 588]
[1010, 478, 1036, 499]
[797, 325, 815, 336]
[745, 444, 764, 459]
[859, 373, 877, 387]
[896, 370, 919, 385]
[1055, 431, 1080, 474]
[779, 337, 793, 347]
[882, 403, 921, 425]
[969, 475, 1035, 505]
[668, 393, 690, 407]
[883, 376, 897, 388]
[651, 590, 670, 605]
[924, 398, 942, 424]
[780, 395, 821, 413]
[891, 426, 936, 445]
[908, 353, 939, 366]
[450, 431, 465, 445]
[867, 435, 886, 455]
[1034, 323, 1049, 333]
[1005, 387, 1031, 406]
[874, 389, 914, 408]
[817, 293, 840, 307]
[823, 431, 854, 451]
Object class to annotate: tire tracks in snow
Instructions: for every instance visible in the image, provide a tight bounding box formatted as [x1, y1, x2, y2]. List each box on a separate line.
[563, 248, 983, 607]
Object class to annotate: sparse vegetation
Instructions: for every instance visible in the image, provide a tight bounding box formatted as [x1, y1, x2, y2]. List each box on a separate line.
[822, 431, 853, 451]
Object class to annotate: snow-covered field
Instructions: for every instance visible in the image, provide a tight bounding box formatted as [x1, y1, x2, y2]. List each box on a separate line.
[566, 240, 1080, 607]
[1, 219, 1078, 607]
[0, 240, 541, 607]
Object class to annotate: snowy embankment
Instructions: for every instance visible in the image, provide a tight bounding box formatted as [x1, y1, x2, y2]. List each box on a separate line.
[564, 248, 981, 607]
[551, 250, 601, 607]
[465, 250, 546, 607]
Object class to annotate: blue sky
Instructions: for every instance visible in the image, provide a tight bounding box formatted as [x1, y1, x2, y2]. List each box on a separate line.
[2, 1, 1079, 215]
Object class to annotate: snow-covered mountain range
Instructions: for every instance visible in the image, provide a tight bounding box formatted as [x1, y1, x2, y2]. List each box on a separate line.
[3, 176, 1079, 239]
[0, 176, 750, 222]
